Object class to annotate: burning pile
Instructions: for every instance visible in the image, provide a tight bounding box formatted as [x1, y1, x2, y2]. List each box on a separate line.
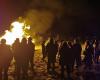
[0, 21, 30, 45]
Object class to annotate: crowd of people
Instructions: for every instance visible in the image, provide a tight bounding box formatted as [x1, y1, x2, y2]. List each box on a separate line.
[0, 37, 35, 80]
[0, 36, 100, 80]
[42, 38, 100, 80]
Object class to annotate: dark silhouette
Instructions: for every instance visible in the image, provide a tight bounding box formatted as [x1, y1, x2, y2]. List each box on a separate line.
[20, 37, 29, 79]
[94, 40, 100, 64]
[84, 40, 94, 69]
[27, 37, 35, 74]
[0, 39, 13, 80]
[83, 71, 96, 80]
[67, 41, 75, 69]
[59, 41, 74, 79]
[46, 38, 58, 72]
[12, 38, 22, 79]
[73, 39, 82, 68]
[54, 40, 59, 56]
[41, 40, 46, 61]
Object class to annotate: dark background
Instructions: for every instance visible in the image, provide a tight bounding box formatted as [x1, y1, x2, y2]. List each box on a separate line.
[0, 0, 100, 38]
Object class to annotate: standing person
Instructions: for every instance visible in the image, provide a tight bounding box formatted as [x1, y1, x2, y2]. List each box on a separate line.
[12, 38, 21, 80]
[52, 40, 59, 71]
[41, 40, 46, 61]
[94, 40, 100, 64]
[46, 38, 58, 72]
[68, 41, 75, 70]
[20, 37, 29, 79]
[84, 41, 94, 69]
[59, 41, 74, 79]
[27, 37, 35, 74]
[0, 39, 13, 80]
[73, 39, 82, 68]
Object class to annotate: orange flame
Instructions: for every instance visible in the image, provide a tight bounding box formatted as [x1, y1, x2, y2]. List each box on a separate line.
[0, 21, 30, 45]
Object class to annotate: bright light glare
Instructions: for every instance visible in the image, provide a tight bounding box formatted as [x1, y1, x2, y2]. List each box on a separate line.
[25, 25, 30, 30]
[0, 21, 25, 45]
[32, 39, 35, 43]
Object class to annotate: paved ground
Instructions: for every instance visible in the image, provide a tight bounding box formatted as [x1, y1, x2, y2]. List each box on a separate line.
[3, 48, 100, 80]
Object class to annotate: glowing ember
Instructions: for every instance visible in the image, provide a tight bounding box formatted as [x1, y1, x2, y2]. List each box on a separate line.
[0, 21, 29, 45]
[25, 26, 30, 30]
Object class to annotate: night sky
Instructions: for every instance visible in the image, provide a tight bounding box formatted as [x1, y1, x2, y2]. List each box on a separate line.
[0, 0, 100, 37]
